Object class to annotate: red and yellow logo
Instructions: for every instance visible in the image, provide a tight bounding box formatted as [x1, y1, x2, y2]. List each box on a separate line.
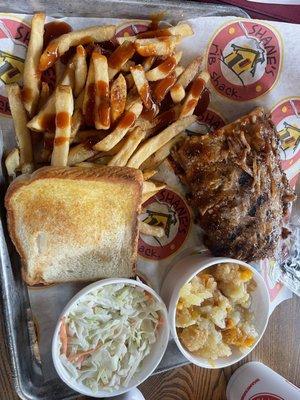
[138, 189, 190, 260]
[207, 20, 281, 101]
[271, 98, 300, 171]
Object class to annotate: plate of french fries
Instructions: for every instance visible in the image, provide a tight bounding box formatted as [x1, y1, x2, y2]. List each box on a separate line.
[5, 12, 210, 240]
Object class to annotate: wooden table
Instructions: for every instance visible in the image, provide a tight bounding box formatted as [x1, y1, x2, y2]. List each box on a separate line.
[0, 295, 299, 400]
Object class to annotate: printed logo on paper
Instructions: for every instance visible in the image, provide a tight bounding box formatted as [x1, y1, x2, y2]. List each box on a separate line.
[271, 98, 300, 171]
[207, 20, 281, 101]
[115, 20, 149, 38]
[249, 394, 284, 400]
[0, 17, 29, 116]
[186, 108, 225, 135]
[138, 189, 190, 260]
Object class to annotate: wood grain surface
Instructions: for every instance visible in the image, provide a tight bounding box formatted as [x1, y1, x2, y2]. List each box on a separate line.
[0, 295, 299, 400]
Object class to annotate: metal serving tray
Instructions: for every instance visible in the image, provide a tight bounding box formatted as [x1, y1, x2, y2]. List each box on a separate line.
[0, 1, 249, 399]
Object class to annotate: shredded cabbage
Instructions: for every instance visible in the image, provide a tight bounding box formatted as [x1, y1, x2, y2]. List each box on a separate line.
[58, 283, 162, 392]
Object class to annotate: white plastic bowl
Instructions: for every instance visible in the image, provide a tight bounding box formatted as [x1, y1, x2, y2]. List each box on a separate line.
[52, 278, 169, 398]
[160, 255, 270, 369]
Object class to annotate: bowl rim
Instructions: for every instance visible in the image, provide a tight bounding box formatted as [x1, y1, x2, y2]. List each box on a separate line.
[167, 257, 270, 369]
[52, 278, 170, 397]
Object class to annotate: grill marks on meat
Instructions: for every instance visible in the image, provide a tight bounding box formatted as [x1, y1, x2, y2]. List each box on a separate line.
[174, 108, 296, 262]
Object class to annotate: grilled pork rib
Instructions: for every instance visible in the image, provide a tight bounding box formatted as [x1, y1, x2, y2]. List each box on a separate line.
[174, 108, 296, 261]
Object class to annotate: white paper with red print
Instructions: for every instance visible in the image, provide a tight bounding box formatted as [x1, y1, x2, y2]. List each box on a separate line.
[0, 13, 299, 377]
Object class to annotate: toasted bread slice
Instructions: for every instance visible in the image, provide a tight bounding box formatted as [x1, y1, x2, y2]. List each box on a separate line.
[5, 166, 143, 285]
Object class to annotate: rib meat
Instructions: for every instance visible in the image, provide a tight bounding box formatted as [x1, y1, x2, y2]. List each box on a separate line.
[173, 108, 296, 261]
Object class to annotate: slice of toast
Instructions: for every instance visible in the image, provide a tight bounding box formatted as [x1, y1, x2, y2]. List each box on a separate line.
[5, 166, 143, 285]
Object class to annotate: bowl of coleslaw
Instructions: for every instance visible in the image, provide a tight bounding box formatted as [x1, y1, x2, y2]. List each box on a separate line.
[52, 278, 169, 397]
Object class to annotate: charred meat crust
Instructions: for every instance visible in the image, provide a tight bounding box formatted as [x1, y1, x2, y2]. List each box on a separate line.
[173, 107, 296, 262]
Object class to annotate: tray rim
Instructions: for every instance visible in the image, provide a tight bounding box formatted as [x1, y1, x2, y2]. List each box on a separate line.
[0, 1, 250, 399]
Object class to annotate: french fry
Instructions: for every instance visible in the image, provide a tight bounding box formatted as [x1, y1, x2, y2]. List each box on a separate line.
[142, 169, 157, 180]
[125, 87, 139, 110]
[117, 23, 193, 44]
[72, 129, 101, 144]
[145, 51, 182, 81]
[5, 148, 20, 179]
[51, 85, 74, 167]
[134, 36, 181, 57]
[121, 60, 135, 72]
[179, 71, 210, 118]
[141, 133, 185, 170]
[108, 41, 135, 80]
[142, 190, 159, 203]
[142, 56, 156, 72]
[74, 45, 87, 97]
[67, 143, 98, 166]
[27, 60, 75, 132]
[39, 25, 116, 71]
[22, 12, 45, 117]
[70, 109, 83, 142]
[130, 65, 157, 113]
[74, 162, 98, 168]
[109, 127, 145, 166]
[137, 104, 181, 137]
[55, 60, 66, 85]
[127, 115, 196, 169]
[39, 82, 49, 109]
[93, 101, 143, 152]
[143, 180, 166, 193]
[110, 74, 127, 124]
[125, 73, 135, 90]
[7, 84, 34, 173]
[152, 71, 177, 104]
[92, 51, 110, 130]
[139, 221, 165, 238]
[82, 61, 95, 126]
[170, 56, 202, 103]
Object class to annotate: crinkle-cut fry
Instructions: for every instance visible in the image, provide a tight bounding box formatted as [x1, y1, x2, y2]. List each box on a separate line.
[39, 82, 49, 110]
[7, 84, 34, 173]
[135, 36, 181, 57]
[74, 45, 87, 97]
[93, 51, 110, 130]
[82, 61, 95, 126]
[179, 71, 210, 118]
[27, 60, 75, 132]
[110, 74, 127, 124]
[109, 127, 145, 166]
[142, 190, 160, 203]
[51, 85, 74, 167]
[142, 56, 156, 72]
[139, 220, 165, 238]
[5, 148, 20, 179]
[22, 12, 45, 117]
[142, 169, 157, 180]
[127, 115, 196, 169]
[55, 59, 66, 85]
[39, 24, 116, 71]
[108, 41, 135, 80]
[117, 23, 194, 44]
[141, 133, 186, 170]
[130, 65, 157, 113]
[170, 56, 202, 103]
[145, 51, 182, 81]
[93, 101, 143, 152]
[121, 60, 135, 72]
